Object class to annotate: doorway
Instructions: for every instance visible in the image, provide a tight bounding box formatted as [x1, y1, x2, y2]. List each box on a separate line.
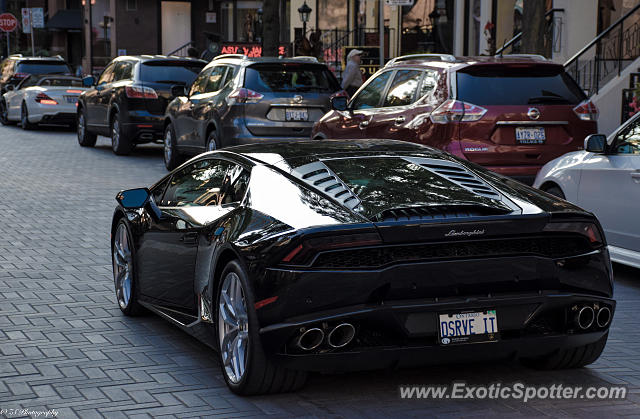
[161, 1, 192, 54]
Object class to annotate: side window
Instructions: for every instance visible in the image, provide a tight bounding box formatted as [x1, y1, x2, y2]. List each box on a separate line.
[222, 66, 238, 89]
[351, 71, 392, 110]
[19, 76, 38, 89]
[220, 164, 250, 205]
[205, 66, 228, 93]
[382, 70, 422, 107]
[98, 63, 116, 85]
[114, 62, 133, 81]
[151, 177, 171, 205]
[189, 67, 213, 96]
[161, 159, 233, 207]
[417, 70, 438, 99]
[613, 119, 640, 155]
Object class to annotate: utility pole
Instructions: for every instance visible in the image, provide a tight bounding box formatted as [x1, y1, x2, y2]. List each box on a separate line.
[26, 0, 34, 56]
[379, 0, 384, 66]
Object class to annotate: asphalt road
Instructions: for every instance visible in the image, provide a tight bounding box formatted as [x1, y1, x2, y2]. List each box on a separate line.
[0, 124, 639, 418]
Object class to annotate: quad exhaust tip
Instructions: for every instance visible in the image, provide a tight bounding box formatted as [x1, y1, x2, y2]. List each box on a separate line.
[576, 306, 595, 330]
[297, 328, 324, 351]
[327, 323, 356, 348]
[597, 306, 612, 328]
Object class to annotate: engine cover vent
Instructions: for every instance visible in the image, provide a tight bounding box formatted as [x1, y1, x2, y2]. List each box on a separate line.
[291, 161, 362, 211]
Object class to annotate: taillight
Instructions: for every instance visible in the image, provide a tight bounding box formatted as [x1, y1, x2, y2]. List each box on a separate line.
[35, 93, 58, 105]
[430, 99, 487, 124]
[13, 72, 29, 79]
[281, 232, 382, 265]
[227, 88, 264, 103]
[66, 89, 83, 94]
[543, 222, 604, 247]
[573, 100, 598, 121]
[125, 85, 158, 99]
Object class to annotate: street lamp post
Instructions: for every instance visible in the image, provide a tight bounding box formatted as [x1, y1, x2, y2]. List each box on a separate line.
[298, 1, 311, 40]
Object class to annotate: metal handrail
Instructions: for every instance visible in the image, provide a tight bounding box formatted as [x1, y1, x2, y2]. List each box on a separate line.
[564, 3, 640, 67]
[496, 8, 564, 56]
[167, 41, 195, 57]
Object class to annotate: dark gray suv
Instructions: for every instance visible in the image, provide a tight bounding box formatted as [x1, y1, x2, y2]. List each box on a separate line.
[162, 54, 343, 170]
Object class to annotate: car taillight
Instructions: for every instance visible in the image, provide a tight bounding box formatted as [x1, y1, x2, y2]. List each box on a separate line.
[66, 89, 83, 94]
[125, 85, 158, 99]
[281, 232, 382, 265]
[430, 99, 487, 124]
[35, 93, 58, 105]
[13, 72, 29, 79]
[227, 87, 264, 103]
[543, 222, 604, 247]
[573, 100, 598, 121]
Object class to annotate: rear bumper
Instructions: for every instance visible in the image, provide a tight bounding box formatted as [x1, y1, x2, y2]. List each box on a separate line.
[120, 113, 165, 143]
[32, 112, 76, 125]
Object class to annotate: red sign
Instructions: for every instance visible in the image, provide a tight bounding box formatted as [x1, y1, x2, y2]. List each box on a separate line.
[0, 13, 18, 32]
[220, 43, 289, 58]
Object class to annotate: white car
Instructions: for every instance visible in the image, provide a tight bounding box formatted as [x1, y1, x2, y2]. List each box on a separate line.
[534, 111, 640, 268]
[0, 74, 87, 129]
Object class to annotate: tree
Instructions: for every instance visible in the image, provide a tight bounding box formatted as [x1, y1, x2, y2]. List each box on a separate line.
[521, 0, 546, 56]
[262, 0, 280, 57]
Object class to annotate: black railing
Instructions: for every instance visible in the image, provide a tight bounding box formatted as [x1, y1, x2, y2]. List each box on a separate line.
[167, 41, 195, 57]
[564, 3, 640, 96]
[496, 8, 564, 56]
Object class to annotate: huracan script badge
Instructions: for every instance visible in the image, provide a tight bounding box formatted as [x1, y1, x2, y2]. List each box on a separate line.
[445, 229, 486, 237]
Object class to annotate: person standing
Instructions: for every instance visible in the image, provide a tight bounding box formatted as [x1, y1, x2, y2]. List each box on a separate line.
[341, 49, 363, 97]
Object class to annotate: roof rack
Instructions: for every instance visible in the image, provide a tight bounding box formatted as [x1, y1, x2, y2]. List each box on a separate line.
[289, 56, 319, 62]
[495, 53, 548, 61]
[9, 54, 23, 58]
[213, 54, 247, 61]
[385, 53, 457, 67]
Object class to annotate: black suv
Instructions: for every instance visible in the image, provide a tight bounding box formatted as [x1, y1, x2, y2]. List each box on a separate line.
[162, 54, 342, 170]
[76, 55, 206, 155]
[0, 55, 72, 93]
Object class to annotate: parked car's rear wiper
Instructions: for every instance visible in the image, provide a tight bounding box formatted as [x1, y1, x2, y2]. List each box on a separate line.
[527, 96, 570, 104]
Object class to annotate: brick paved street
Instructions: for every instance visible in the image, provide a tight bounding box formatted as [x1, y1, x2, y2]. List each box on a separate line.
[1, 125, 639, 418]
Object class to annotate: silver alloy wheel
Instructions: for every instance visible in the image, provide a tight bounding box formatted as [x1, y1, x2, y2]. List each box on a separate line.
[113, 223, 133, 309]
[218, 271, 249, 384]
[112, 117, 120, 150]
[207, 136, 217, 151]
[164, 128, 173, 163]
[78, 113, 85, 139]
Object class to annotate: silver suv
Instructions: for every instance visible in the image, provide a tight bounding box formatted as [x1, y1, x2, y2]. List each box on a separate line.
[162, 54, 343, 170]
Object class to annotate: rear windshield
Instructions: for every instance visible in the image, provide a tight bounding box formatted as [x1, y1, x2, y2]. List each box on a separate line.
[16, 62, 72, 75]
[140, 61, 206, 85]
[456, 65, 586, 106]
[39, 78, 83, 87]
[244, 63, 340, 93]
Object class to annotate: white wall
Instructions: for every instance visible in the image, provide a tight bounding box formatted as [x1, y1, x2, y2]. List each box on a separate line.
[552, 0, 598, 64]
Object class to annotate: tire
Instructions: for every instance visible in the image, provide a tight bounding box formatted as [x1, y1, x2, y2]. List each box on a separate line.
[206, 130, 220, 152]
[112, 219, 144, 316]
[21, 103, 36, 130]
[0, 100, 12, 125]
[163, 122, 182, 171]
[111, 112, 133, 155]
[216, 260, 307, 395]
[77, 107, 97, 147]
[543, 185, 565, 200]
[521, 333, 608, 370]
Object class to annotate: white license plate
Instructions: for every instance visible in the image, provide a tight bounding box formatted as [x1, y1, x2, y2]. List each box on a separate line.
[285, 108, 308, 121]
[515, 127, 545, 144]
[64, 96, 78, 104]
[439, 310, 499, 345]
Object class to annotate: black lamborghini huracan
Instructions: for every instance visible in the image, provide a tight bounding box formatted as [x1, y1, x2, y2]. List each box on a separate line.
[111, 139, 615, 395]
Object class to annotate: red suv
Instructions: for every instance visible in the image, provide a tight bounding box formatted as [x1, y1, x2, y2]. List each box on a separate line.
[312, 54, 598, 184]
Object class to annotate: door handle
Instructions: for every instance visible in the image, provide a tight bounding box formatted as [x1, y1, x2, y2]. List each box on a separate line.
[359, 120, 369, 129]
[179, 232, 198, 245]
[394, 116, 406, 125]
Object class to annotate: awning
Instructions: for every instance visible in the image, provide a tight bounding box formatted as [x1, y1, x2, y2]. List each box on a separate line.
[46, 9, 82, 30]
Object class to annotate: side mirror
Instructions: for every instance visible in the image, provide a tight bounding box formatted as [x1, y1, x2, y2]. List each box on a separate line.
[5, 84, 14, 91]
[331, 96, 348, 111]
[584, 134, 606, 153]
[116, 188, 150, 209]
[82, 76, 96, 87]
[171, 84, 187, 98]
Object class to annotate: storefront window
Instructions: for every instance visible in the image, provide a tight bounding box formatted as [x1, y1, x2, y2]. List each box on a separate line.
[236, 1, 263, 42]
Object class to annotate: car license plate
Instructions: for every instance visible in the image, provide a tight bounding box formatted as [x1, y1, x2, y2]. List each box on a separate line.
[64, 96, 78, 104]
[439, 310, 499, 345]
[515, 127, 545, 144]
[285, 108, 308, 121]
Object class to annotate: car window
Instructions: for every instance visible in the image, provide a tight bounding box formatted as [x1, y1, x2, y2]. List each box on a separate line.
[98, 63, 116, 85]
[351, 71, 392, 110]
[613, 118, 640, 155]
[39, 78, 83, 87]
[190, 67, 213, 96]
[383, 70, 422, 107]
[220, 164, 250, 205]
[205, 66, 228, 93]
[15, 61, 71, 75]
[417, 70, 438, 99]
[113, 62, 133, 81]
[18, 75, 38, 89]
[140, 61, 205, 86]
[162, 159, 236, 207]
[244, 63, 340, 93]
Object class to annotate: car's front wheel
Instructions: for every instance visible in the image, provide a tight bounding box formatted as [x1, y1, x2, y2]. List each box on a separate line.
[77, 107, 97, 147]
[521, 333, 608, 370]
[216, 260, 307, 395]
[206, 130, 220, 152]
[112, 220, 143, 316]
[111, 112, 133, 155]
[163, 123, 182, 171]
[21, 103, 36, 130]
[543, 184, 565, 199]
